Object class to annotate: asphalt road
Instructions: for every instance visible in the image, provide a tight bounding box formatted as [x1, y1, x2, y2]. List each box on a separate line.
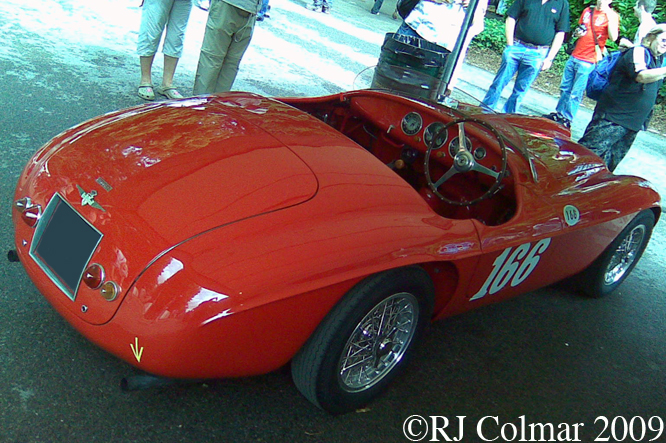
[1, 1, 665, 442]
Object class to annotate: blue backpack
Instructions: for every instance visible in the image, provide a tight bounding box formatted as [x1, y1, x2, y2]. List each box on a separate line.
[586, 48, 655, 100]
[585, 50, 625, 101]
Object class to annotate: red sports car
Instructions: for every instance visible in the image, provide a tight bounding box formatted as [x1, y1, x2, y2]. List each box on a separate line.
[11, 90, 660, 413]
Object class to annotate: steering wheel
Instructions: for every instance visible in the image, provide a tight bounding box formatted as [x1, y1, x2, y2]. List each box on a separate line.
[424, 117, 508, 206]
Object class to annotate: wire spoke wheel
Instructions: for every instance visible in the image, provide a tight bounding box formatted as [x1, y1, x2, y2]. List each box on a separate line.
[337, 292, 418, 392]
[604, 224, 646, 286]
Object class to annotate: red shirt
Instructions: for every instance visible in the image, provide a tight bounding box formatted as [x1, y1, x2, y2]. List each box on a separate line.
[572, 7, 613, 63]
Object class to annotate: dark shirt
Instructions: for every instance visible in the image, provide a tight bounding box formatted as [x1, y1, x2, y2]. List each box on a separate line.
[507, 0, 570, 47]
[597, 46, 665, 132]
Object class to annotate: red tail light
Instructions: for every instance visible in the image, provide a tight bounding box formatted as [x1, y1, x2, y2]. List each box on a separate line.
[21, 206, 42, 227]
[82, 264, 105, 290]
[15, 197, 42, 228]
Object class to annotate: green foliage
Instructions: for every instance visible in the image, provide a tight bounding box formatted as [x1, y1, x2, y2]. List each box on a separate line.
[470, 17, 507, 53]
[472, 2, 666, 104]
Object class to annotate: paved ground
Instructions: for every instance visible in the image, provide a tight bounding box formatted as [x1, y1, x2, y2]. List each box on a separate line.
[1, 1, 665, 442]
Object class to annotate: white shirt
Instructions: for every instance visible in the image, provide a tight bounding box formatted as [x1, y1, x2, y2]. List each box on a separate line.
[405, 0, 468, 50]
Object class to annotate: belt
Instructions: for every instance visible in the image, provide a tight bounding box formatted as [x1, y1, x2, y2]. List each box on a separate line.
[515, 39, 549, 50]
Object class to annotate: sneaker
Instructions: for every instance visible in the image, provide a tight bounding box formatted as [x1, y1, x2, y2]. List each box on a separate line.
[307, 4, 320, 11]
[322, 5, 330, 13]
[542, 112, 571, 129]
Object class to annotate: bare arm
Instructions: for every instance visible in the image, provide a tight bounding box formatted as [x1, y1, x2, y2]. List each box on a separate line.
[607, 10, 619, 43]
[542, 32, 565, 71]
[505, 17, 516, 45]
[636, 67, 666, 84]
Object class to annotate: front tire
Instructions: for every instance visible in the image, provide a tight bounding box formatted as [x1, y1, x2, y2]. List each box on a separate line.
[579, 210, 655, 298]
[291, 267, 434, 414]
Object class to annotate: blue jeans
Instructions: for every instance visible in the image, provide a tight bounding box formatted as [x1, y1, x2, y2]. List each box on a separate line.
[482, 43, 549, 113]
[396, 21, 421, 38]
[555, 56, 595, 122]
[257, 0, 269, 18]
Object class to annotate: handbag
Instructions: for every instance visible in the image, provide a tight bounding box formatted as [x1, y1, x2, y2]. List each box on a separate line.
[397, 0, 420, 19]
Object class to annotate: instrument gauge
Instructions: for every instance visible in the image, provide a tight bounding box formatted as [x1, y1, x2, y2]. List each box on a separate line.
[474, 147, 487, 160]
[448, 136, 472, 157]
[424, 122, 448, 149]
[401, 112, 423, 136]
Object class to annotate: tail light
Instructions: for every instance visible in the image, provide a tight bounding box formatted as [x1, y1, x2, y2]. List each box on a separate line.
[82, 264, 105, 290]
[15, 197, 42, 228]
[99, 281, 119, 302]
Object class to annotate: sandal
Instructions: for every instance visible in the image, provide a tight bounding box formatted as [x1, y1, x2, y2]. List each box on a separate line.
[156, 86, 184, 100]
[137, 84, 155, 101]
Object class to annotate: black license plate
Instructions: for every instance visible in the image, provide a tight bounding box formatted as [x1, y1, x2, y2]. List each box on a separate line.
[30, 194, 103, 301]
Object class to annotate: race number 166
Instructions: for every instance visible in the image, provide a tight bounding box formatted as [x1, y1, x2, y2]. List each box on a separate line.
[470, 238, 552, 301]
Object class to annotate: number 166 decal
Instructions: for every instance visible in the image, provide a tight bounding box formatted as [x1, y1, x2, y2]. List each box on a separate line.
[471, 238, 552, 301]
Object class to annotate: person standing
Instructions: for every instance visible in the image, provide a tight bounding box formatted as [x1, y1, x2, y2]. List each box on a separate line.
[193, 0, 261, 94]
[619, 0, 657, 49]
[308, 0, 332, 13]
[482, 0, 570, 113]
[137, 0, 194, 100]
[579, 24, 666, 172]
[544, 0, 619, 128]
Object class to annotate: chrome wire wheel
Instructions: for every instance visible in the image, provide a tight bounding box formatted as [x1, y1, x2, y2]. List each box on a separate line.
[337, 292, 419, 393]
[604, 224, 646, 286]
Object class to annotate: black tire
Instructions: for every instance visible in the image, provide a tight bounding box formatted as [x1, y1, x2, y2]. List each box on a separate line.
[291, 266, 435, 414]
[578, 210, 655, 298]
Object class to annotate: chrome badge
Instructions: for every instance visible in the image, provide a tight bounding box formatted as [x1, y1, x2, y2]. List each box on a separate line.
[77, 185, 106, 212]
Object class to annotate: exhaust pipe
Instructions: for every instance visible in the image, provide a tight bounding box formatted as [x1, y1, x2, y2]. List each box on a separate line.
[120, 374, 175, 391]
[7, 250, 19, 263]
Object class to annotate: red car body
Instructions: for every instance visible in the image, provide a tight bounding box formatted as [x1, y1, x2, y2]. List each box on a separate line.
[12, 90, 660, 410]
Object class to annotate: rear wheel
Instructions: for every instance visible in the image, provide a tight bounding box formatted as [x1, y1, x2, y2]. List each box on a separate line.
[579, 210, 655, 298]
[291, 267, 434, 414]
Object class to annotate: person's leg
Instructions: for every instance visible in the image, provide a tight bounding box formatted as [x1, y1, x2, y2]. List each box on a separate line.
[503, 46, 547, 113]
[578, 116, 626, 171]
[139, 55, 156, 86]
[162, 0, 193, 88]
[564, 58, 595, 122]
[554, 56, 576, 119]
[257, 0, 269, 19]
[482, 44, 521, 111]
[608, 128, 639, 172]
[214, 11, 256, 92]
[371, 0, 384, 14]
[137, 0, 170, 95]
[194, 0, 236, 94]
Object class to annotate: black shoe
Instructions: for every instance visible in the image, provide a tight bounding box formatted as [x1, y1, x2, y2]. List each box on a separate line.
[543, 112, 571, 128]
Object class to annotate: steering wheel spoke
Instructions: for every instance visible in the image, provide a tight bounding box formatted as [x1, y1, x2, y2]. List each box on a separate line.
[471, 162, 500, 179]
[424, 118, 508, 206]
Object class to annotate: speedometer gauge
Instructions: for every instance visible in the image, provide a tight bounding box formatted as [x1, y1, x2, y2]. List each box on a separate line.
[424, 122, 448, 149]
[449, 136, 472, 157]
[401, 112, 423, 136]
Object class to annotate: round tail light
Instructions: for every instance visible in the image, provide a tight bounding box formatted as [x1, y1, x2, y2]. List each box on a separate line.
[21, 206, 42, 228]
[82, 264, 105, 290]
[100, 281, 120, 302]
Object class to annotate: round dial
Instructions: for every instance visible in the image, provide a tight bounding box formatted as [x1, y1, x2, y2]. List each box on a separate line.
[424, 122, 448, 149]
[448, 135, 472, 157]
[474, 147, 487, 160]
[401, 112, 423, 136]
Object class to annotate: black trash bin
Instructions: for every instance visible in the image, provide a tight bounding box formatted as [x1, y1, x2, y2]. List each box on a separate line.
[371, 33, 449, 100]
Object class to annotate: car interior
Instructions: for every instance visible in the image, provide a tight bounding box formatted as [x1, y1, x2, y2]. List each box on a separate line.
[282, 91, 518, 226]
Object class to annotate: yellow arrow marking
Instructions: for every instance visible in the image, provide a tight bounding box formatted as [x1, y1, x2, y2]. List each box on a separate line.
[130, 337, 144, 363]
